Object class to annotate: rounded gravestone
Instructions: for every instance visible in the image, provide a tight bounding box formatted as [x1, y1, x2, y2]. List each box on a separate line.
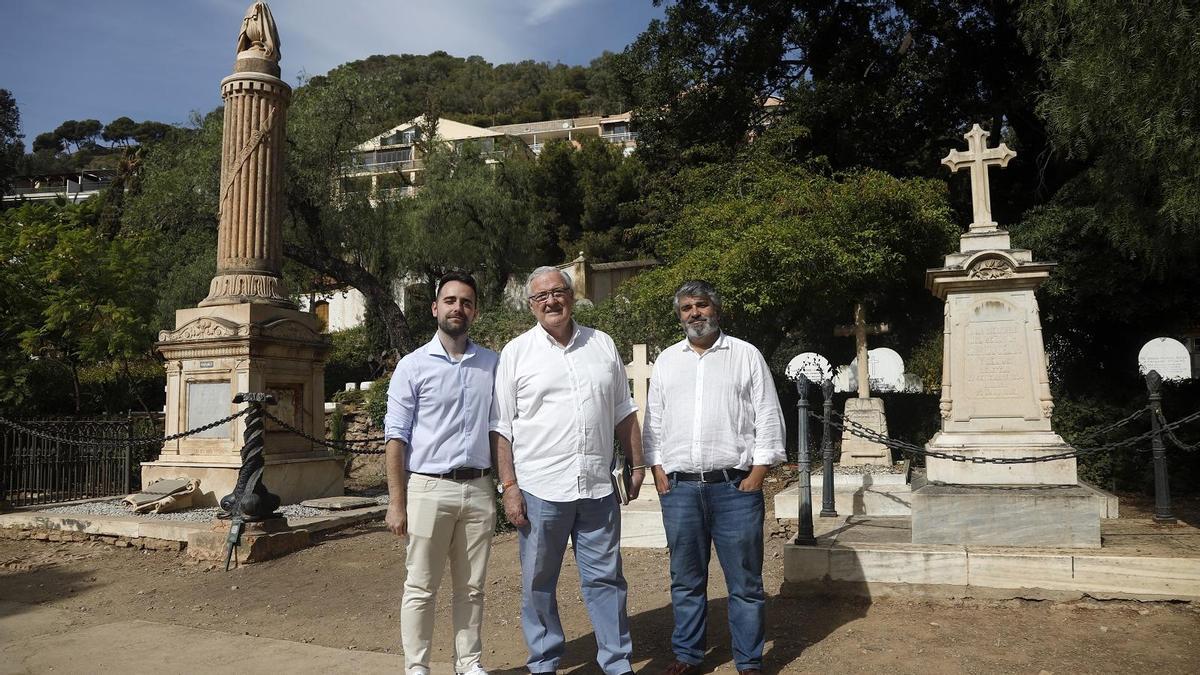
[786, 352, 833, 383]
[1138, 338, 1192, 381]
[849, 347, 906, 392]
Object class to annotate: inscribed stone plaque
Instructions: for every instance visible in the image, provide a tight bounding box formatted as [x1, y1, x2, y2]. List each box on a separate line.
[961, 298, 1033, 417]
[1138, 338, 1191, 381]
[266, 383, 304, 431]
[187, 381, 232, 438]
[786, 352, 833, 383]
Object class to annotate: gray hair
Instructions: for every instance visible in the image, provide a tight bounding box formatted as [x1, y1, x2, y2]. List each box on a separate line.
[524, 266, 573, 297]
[672, 279, 723, 316]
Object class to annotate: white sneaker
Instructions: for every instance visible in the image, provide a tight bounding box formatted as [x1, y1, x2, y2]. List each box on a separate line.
[459, 664, 490, 675]
[407, 666, 430, 675]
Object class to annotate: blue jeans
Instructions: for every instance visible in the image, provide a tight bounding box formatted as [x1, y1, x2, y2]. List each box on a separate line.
[660, 476, 765, 671]
[518, 491, 632, 675]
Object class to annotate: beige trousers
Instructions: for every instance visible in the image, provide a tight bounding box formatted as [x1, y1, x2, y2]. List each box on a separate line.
[401, 474, 496, 672]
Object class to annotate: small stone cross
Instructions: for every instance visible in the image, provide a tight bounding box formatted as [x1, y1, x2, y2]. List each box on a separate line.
[834, 303, 890, 399]
[941, 123, 1016, 230]
[625, 343, 653, 424]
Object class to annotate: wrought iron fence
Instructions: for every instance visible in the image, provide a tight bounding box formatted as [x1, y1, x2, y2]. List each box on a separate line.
[0, 415, 162, 508]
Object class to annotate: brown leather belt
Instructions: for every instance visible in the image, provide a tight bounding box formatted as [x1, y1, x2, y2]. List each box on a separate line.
[669, 468, 748, 483]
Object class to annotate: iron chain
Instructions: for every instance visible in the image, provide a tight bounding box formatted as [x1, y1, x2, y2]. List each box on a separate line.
[261, 409, 386, 455]
[0, 410, 250, 448]
[816, 406, 1200, 464]
[1157, 409, 1200, 452]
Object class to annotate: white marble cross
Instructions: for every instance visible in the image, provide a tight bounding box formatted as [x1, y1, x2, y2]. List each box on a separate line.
[625, 343, 653, 424]
[941, 123, 1016, 230]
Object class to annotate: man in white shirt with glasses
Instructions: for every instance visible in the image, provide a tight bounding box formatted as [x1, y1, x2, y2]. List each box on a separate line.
[643, 280, 785, 675]
[491, 265, 646, 675]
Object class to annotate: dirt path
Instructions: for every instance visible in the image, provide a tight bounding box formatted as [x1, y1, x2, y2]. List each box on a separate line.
[2, 517, 1198, 674]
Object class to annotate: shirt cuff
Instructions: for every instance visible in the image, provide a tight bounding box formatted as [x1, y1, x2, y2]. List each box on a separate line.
[614, 400, 637, 423]
[752, 447, 785, 467]
[643, 449, 660, 467]
[489, 421, 513, 443]
[384, 429, 411, 445]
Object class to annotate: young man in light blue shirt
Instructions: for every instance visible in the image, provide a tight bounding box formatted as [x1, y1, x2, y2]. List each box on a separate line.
[384, 272, 499, 675]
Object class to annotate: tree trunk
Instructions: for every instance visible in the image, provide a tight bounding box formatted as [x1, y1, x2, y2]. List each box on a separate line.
[282, 241, 413, 353]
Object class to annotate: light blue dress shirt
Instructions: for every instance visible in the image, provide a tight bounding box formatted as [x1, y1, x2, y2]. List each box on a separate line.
[384, 334, 499, 473]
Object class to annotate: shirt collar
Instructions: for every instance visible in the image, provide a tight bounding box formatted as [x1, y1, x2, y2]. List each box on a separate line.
[536, 320, 581, 350]
[425, 333, 476, 362]
[680, 330, 728, 352]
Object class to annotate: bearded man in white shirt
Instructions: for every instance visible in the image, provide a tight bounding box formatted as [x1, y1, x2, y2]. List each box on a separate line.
[491, 266, 646, 675]
[644, 280, 786, 675]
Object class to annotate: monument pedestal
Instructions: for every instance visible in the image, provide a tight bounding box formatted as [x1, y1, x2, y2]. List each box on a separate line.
[186, 517, 311, 564]
[911, 483, 1101, 548]
[144, 303, 343, 506]
[839, 397, 893, 465]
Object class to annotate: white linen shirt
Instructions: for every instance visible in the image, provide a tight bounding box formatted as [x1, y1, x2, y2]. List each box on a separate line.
[383, 334, 499, 473]
[491, 322, 638, 502]
[642, 332, 786, 473]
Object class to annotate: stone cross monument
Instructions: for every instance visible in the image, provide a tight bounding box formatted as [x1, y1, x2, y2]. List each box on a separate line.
[625, 344, 653, 427]
[833, 303, 893, 465]
[910, 123, 1101, 547]
[143, 2, 343, 507]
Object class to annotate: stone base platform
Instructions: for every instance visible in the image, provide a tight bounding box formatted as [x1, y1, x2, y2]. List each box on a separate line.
[186, 517, 309, 565]
[776, 482, 913, 517]
[620, 488, 667, 548]
[782, 516, 1200, 602]
[0, 501, 385, 564]
[141, 454, 344, 507]
[911, 483, 1101, 548]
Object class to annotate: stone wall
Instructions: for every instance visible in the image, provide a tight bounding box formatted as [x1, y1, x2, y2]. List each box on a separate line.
[0, 527, 184, 551]
[327, 404, 387, 481]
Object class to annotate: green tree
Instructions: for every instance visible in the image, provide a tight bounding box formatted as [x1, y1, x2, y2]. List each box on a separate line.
[0, 201, 156, 412]
[31, 131, 61, 154]
[0, 89, 22, 195]
[102, 116, 138, 146]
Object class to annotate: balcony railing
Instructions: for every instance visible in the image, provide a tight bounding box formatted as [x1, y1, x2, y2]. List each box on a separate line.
[601, 131, 639, 144]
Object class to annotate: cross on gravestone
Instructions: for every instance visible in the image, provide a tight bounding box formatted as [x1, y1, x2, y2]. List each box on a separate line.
[941, 123, 1016, 230]
[625, 343, 653, 423]
[834, 303, 890, 399]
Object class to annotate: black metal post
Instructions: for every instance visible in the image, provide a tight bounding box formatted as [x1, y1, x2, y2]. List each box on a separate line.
[1145, 371, 1176, 523]
[819, 380, 837, 517]
[793, 375, 817, 545]
[220, 392, 282, 521]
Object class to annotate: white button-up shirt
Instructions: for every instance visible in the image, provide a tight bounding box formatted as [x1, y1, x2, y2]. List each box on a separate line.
[643, 332, 785, 473]
[383, 334, 498, 473]
[491, 322, 638, 502]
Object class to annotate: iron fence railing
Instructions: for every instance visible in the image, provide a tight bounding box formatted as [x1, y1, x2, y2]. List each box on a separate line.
[0, 415, 162, 508]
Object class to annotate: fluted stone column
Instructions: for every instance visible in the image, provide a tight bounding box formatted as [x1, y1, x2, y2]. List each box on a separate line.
[200, 1, 294, 308]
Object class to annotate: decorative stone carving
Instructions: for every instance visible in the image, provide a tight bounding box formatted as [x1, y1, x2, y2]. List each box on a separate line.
[967, 258, 1014, 280]
[941, 124, 1016, 230]
[202, 273, 291, 306]
[160, 317, 241, 343]
[1041, 399, 1055, 419]
[939, 400, 953, 420]
[237, 2, 281, 61]
[260, 318, 322, 343]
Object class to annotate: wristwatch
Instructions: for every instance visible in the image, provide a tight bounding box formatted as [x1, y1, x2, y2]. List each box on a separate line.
[497, 479, 517, 495]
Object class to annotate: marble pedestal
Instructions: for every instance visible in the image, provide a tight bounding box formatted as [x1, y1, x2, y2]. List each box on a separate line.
[143, 303, 343, 507]
[911, 235, 1100, 547]
[839, 398, 892, 465]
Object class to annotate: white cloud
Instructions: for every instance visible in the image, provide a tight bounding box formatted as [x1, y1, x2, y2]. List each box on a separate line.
[524, 0, 592, 25]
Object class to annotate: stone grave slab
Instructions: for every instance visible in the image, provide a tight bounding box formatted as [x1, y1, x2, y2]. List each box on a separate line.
[300, 495, 378, 510]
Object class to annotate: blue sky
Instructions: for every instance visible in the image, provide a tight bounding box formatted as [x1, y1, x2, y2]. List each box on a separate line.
[0, 0, 664, 144]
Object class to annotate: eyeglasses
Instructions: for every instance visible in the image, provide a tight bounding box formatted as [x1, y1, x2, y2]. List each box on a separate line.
[528, 287, 572, 304]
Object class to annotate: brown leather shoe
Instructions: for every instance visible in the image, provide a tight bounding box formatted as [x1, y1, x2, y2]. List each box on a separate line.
[663, 661, 701, 675]
[737, 670, 762, 675]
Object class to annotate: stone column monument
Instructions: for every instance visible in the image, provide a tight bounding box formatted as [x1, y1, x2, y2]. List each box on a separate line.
[142, 1, 343, 506]
[833, 303, 892, 465]
[910, 124, 1101, 547]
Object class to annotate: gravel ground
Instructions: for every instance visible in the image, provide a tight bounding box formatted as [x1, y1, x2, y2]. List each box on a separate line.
[39, 499, 371, 522]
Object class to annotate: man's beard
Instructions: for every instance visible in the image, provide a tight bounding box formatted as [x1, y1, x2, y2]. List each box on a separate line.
[439, 314, 469, 337]
[684, 316, 719, 340]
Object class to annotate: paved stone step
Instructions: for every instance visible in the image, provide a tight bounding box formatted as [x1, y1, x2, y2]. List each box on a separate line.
[775, 483, 914, 517]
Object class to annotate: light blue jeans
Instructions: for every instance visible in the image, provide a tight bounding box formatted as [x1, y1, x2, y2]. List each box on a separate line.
[517, 490, 632, 675]
[660, 476, 766, 671]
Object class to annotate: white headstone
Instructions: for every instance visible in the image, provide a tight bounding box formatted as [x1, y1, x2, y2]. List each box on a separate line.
[1138, 338, 1192, 381]
[848, 347, 906, 393]
[833, 364, 855, 393]
[786, 352, 833, 383]
[902, 373, 924, 393]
